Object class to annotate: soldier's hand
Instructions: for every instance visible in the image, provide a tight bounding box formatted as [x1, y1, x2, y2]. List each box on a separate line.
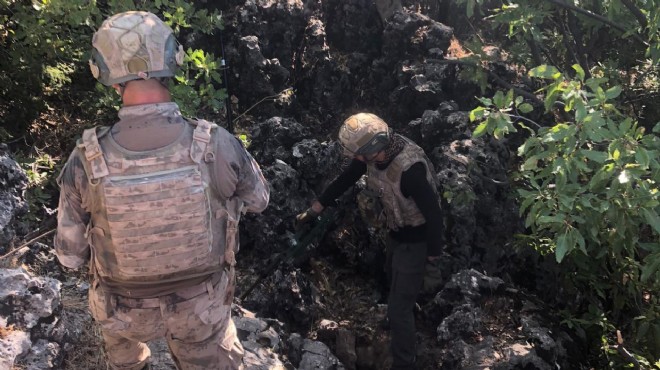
[296, 208, 319, 227]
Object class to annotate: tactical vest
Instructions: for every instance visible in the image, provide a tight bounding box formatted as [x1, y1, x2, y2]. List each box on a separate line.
[366, 136, 438, 230]
[76, 120, 241, 291]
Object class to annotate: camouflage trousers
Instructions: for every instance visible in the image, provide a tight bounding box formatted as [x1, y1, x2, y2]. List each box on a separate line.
[89, 270, 244, 370]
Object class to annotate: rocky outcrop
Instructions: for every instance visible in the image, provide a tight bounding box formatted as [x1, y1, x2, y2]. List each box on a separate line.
[0, 144, 28, 252]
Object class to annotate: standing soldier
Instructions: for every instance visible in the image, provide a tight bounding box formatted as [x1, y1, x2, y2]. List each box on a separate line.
[55, 11, 269, 370]
[297, 113, 443, 370]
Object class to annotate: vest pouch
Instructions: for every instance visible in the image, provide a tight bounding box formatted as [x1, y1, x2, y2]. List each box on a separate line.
[102, 165, 213, 279]
[357, 188, 384, 227]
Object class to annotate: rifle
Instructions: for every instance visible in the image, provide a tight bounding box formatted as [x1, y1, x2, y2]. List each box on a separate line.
[239, 207, 341, 300]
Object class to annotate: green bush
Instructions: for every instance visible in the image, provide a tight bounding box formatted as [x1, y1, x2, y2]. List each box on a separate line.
[455, 0, 660, 366]
[471, 65, 660, 366]
[1, 0, 227, 139]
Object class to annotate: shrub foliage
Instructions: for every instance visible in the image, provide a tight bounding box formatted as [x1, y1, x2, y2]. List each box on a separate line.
[460, 0, 660, 366]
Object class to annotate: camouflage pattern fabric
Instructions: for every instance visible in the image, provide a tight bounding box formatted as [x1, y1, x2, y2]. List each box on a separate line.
[366, 135, 438, 230]
[89, 269, 243, 370]
[55, 102, 269, 369]
[56, 103, 269, 296]
[89, 11, 184, 86]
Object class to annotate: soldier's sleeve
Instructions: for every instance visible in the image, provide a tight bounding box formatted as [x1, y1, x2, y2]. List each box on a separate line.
[210, 129, 270, 213]
[54, 150, 91, 269]
[232, 138, 270, 213]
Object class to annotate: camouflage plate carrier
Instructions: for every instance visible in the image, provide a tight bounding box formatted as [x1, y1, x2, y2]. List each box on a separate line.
[366, 135, 438, 230]
[77, 120, 241, 292]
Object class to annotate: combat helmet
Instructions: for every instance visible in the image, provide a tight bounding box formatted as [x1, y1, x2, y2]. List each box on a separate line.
[338, 113, 390, 156]
[89, 11, 185, 86]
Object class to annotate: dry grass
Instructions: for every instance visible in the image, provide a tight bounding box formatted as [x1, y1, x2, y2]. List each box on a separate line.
[60, 281, 108, 370]
[61, 313, 107, 370]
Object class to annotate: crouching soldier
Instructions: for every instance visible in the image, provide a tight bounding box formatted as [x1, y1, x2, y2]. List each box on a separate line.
[297, 113, 444, 370]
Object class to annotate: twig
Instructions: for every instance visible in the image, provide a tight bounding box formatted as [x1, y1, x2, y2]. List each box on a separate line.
[232, 88, 293, 124]
[544, 0, 647, 45]
[510, 114, 542, 129]
[1, 229, 56, 259]
[556, 11, 582, 73]
[619, 0, 647, 29]
[438, 59, 543, 104]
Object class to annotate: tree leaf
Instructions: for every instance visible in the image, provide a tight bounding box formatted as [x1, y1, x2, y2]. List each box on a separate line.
[641, 254, 660, 282]
[572, 64, 585, 81]
[556, 231, 570, 263]
[518, 103, 533, 113]
[493, 90, 505, 109]
[472, 122, 489, 138]
[604, 85, 622, 100]
[641, 208, 660, 234]
[635, 147, 650, 169]
[529, 65, 561, 79]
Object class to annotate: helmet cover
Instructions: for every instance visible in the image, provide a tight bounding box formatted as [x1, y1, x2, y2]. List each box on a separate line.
[338, 113, 390, 156]
[89, 11, 185, 86]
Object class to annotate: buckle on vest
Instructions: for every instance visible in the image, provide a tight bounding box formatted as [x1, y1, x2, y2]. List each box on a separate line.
[85, 145, 103, 161]
[193, 130, 211, 143]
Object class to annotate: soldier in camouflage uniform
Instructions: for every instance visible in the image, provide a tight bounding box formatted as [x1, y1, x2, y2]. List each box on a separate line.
[297, 113, 443, 370]
[55, 11, 270, 370]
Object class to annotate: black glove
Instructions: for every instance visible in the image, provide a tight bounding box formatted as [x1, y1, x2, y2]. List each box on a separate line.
[295, 208, 319, 227]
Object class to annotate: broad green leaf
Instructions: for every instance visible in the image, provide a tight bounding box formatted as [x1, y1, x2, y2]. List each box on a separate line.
[470, 106, 487, 121]
[580, 150, 608, 163]
[653, 122, 660, 134]
[544, 82, 562, 112]
[638, 243, 660, 252]
[477, 97, 493, 106]
[558, 194, 574, 210]
[574, 100, 587, 122]
[641, 255, 660, 282]
[493, 90, 505, 109]
[572, 64, 585, 81]
[518, 103, 533, 113]
[472, 122, 488, 138]
[529, 65, 561, 79]
[556, 231, 570, 263]
[525, 201, 545, 228]
[636, 148, 650, 169]
[604, 85, 622, 100]
[620, 118, 633, 134]
[467, 0, 475, 17]
[522, 155, 539, 170]
[505, 89, 514, 107]
[571, 228, 586, 254]
[538, 215, 565, 224]
[588, 168, 611, 192]
[641, 208, 660, 234]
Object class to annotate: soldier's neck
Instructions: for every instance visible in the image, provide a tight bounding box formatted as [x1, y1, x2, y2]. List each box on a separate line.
[119, 80, 172, 106]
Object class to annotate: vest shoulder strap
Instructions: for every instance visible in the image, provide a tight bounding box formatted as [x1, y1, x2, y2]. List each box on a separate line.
[76, 126, 111, 180]
[187, 118, 218, 163]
